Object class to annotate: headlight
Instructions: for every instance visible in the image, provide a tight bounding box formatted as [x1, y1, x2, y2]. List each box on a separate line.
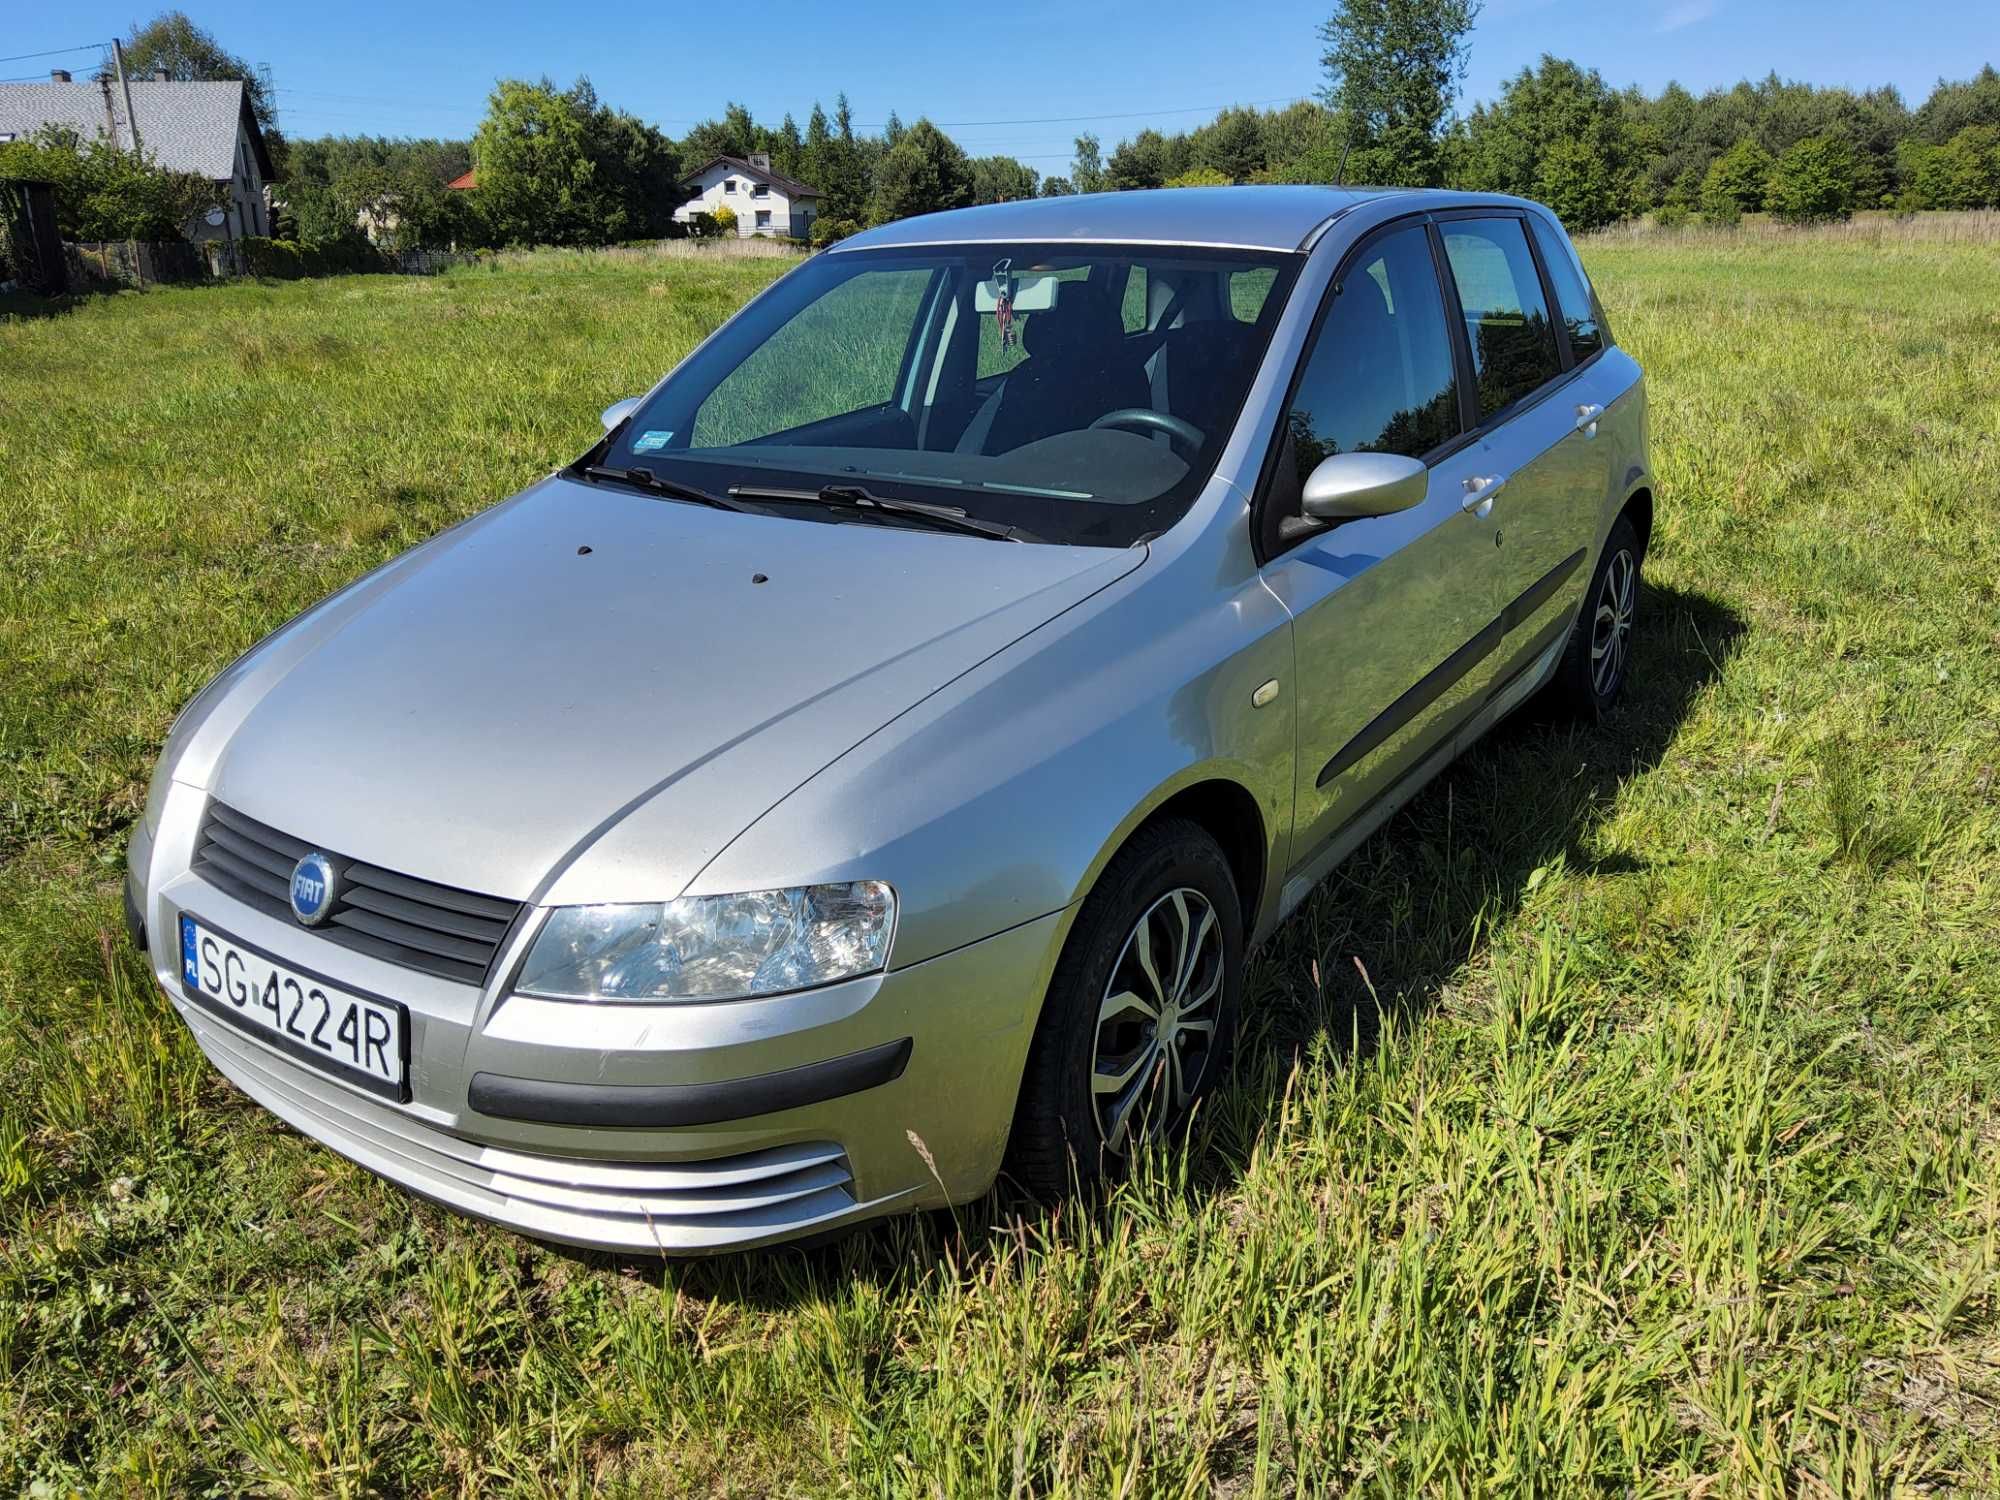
[514, 882, 896, 1002]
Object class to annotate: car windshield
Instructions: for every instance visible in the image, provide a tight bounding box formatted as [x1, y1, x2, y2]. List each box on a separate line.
[591, 242, 1300, 547]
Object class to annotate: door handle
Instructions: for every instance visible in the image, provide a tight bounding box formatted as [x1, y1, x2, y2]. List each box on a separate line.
[1574, 402, 1603, 435]
[1461, 473, 1506, 513]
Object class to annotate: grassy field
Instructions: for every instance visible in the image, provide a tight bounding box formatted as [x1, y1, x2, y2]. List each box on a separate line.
[2, 223, 1998, 1495]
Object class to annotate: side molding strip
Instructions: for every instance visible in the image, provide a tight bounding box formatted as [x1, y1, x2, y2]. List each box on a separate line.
[1317, 548, 1586, 789]
[469, 1037, 914, 1129]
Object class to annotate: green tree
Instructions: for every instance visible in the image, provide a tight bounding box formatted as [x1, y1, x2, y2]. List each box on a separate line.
[1040, 175, 1074, 197]
[971, 155, 1039, 203]
[1069, 134, 1107, 194]
[869, 119, 974, 223]
[1107, 129, 1181, 191]
[0, 124, 215, 240]
[470, 77, 677, 246]
[681, 103, 758, 164]
[1701, 137, 1774, 214]
[1913, 65, 2000, 144]
[1534, 137, 1623, 229]
[1319, 0, 1480, 188]
[811, 94, 870, 225]
[1190, 106, 1267, 181]
[108, 11, 281, 160]
[1765, 134, 1857, 222]
[1901, 125, 2000, 209]
[1164, 166, 1232, 187]
[1453, 56, 1635, 227]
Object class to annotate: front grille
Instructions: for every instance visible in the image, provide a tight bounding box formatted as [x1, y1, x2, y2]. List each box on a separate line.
[193, 801, 524, 986]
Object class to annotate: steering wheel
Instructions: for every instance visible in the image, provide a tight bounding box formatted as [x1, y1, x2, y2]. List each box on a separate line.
[1088, 408, 1205, 459]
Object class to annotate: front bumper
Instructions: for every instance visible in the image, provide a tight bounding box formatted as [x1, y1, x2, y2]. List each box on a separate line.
[129, 797, 1064, 1254]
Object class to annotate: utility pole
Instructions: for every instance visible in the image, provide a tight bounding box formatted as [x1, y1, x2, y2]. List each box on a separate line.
[110, 38, 142, 157]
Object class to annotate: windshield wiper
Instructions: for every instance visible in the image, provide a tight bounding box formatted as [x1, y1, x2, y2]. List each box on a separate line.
[580, 464, 749, 513]
[726, 483, 1027, 542]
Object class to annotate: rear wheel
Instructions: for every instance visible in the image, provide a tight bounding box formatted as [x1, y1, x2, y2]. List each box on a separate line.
[1005, 818, 1243, 1198]
[1549, 514, 1642, 717]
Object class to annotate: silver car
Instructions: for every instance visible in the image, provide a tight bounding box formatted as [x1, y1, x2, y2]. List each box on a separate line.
[129, 187, 1650, 1254]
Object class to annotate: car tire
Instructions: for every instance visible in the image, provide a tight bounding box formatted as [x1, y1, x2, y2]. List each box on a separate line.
[1005, 817, 1244, 1199]
[1549, 514, 1643, 718]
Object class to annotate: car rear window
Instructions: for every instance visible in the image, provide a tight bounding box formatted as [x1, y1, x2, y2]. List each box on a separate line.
[1440, 217, 1564, 421]
[1529, 216, 1605, 361]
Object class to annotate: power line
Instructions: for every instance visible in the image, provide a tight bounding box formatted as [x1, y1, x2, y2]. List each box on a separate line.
[0, 41, 108, 66]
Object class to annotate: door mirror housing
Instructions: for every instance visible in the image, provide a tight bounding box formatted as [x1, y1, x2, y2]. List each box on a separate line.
[600, 397, 642, 433]
[1300, 451, 1429, 522]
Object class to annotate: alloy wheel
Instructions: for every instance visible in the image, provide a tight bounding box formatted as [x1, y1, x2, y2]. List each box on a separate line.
[1090, 887, 1224, 1153]
[1590, 548, 1637, 697]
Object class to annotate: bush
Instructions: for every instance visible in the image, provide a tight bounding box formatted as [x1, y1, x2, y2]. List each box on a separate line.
[0, 125, 215, 241]
[239, 236, 303, 278]
[1654, 202, 1692, 229]
[685, 211, 721, 239]
[1766, 135, 1858, 224]
[809, 216, 859, 247]
[1164, 166, 1232, 188]
[710, 203, 738, 235]
[1699, 198, 1741, 228]
[1701, 138, 1775, 217]
[1899, 126, 2000, 210]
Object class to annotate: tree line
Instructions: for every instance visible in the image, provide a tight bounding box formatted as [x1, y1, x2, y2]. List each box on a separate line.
[5, 5, 1997, 261]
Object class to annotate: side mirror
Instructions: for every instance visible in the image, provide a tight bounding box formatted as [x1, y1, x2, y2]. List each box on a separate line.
[1300, 451, 1429, 523]
[600, 397, 642, 433]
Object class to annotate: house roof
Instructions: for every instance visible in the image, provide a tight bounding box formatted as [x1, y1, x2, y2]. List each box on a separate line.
[681, 155, 822, 200]
[446, 168, 477, 190]
[0, 79, 273, 182]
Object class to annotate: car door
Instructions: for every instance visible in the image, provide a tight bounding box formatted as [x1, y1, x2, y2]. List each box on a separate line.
[1433, 213, 1602, 692]
[1257, 219, 1511, 872]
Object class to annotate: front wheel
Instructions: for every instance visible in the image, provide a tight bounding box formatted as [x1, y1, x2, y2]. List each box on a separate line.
[1005, 818, 1243, 1198]
[1549, 515, 1643, 718]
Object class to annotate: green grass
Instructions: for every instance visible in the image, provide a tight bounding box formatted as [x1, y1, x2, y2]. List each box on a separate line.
[2, 225, 1998, 1494]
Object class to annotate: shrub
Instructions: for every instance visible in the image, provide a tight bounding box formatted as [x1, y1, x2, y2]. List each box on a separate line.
[1163, 166, 1232, 188]
[810, 216, 859, 247]
[239, 236, 303, 278]
[0, 125, 215, 241]
[1701, 139, 1775, 217]
[1654, 202, 1692, 229]
[1899, 126, 2000, 210]
[1766, 135, 1858, 224]
[710, 203, 738, 235]
[684, 211, 720, 239]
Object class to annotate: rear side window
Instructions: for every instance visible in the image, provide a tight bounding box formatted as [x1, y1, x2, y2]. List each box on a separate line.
[1285, 224, 1461, 475]
[1528, 216, 1604, 360]
[1440, 217, 1563, 421]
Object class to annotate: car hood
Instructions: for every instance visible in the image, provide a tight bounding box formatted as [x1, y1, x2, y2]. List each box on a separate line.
[197, 476, 1142, 902]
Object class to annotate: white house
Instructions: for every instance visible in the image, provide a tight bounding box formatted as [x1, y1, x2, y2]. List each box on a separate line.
[0, 70, 274, 242]
[674, 153, 822, 239]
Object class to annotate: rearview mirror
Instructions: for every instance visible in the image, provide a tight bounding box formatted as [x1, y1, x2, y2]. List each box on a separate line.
[1300, 451, 1428, 522]
[600, 397, 641, 433]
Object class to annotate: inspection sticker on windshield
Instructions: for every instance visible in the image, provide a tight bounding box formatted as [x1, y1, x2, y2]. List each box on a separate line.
[632, 430, 673, 453]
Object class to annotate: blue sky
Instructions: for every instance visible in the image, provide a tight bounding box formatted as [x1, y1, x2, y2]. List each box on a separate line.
[6, 1, 1994, 168]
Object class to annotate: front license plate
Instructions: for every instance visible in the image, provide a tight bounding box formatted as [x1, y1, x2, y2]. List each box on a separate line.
[178, 914, 409, 1100]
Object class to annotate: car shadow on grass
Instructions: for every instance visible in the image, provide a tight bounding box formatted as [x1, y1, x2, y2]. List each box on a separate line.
[572, 579, 1744, 1303]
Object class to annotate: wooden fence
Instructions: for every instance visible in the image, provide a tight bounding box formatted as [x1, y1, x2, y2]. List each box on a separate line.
[58, 239, 476, 290]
